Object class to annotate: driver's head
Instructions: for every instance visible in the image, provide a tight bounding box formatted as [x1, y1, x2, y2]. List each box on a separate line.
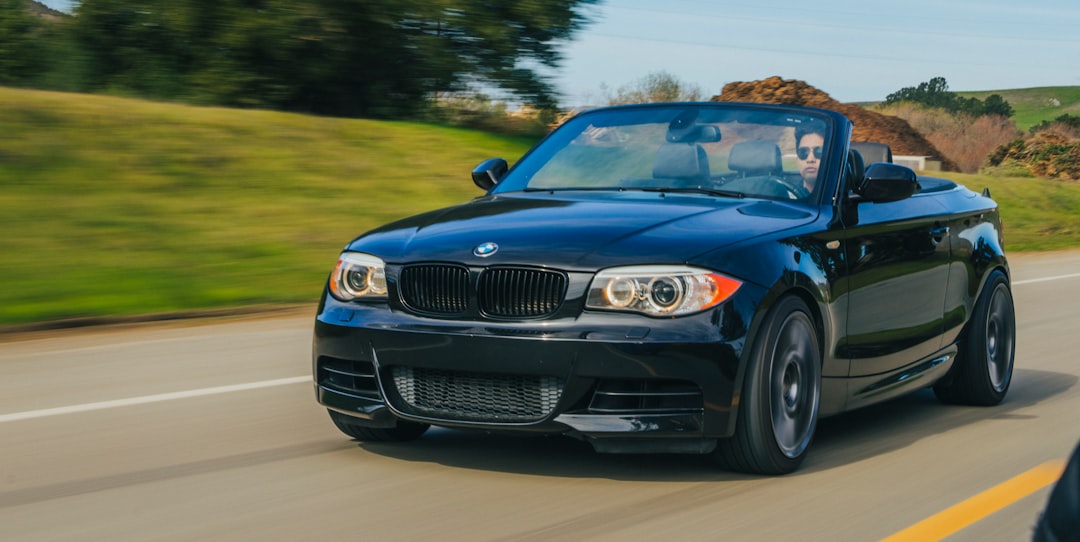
[795, 126, 825, 191]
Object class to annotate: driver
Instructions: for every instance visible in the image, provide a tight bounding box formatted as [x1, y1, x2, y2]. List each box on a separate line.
[795, 125, 826, 195]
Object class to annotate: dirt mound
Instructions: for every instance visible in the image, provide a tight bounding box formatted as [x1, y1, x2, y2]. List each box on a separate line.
[712, 76, 958, 171]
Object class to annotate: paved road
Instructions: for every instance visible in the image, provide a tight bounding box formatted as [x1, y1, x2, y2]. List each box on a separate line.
[2, 251, 1079, 541]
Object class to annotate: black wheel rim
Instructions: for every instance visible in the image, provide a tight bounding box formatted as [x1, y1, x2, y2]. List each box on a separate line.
[769, 311, 820, 458]
[985, 283, 1014, 392]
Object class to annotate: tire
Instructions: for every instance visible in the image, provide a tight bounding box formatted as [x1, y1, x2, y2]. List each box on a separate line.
[934, 270, 1015, 406]
[715, 296, 821, 475]
[328, 410, 430, 442]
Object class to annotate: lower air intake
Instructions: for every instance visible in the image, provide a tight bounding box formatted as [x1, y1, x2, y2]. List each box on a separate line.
[391, 367, 563, 423]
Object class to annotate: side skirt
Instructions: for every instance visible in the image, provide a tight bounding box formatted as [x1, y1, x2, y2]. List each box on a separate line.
[840, 345, 957, 413]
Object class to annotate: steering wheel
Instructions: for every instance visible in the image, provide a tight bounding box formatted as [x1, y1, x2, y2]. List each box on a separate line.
[717, 175, 807, 200]
[768, 176, 808, 200]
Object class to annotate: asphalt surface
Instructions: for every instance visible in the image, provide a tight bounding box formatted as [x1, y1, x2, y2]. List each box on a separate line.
[2, 250, 1079, 541]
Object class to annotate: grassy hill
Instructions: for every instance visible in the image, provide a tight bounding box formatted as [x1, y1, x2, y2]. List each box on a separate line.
[957, 86, 1080, 130]
[859, 86, 1080, 131]
[0, 86, 1077, 326]
[0, 87, 535, 325]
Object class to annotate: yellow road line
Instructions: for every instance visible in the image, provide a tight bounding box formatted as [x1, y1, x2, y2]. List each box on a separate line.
[882, 460, 1066, 542]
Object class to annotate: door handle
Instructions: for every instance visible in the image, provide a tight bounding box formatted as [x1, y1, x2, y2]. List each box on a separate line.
[930, 225, 950, 246]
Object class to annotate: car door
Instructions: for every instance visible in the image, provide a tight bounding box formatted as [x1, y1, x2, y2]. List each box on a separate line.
[838, 194, 951, 377]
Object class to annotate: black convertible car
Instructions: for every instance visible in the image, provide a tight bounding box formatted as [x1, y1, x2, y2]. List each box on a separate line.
[313, 102, 1014, 474]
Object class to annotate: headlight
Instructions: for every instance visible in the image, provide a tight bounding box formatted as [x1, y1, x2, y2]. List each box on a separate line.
[328, 252, 388, 301]
[586, 265, 741, 316]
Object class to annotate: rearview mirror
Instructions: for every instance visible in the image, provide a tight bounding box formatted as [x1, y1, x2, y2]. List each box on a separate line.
[855, 162, 918, 203]
[666, 125, 722, 144]
[472, 158, 508, 191]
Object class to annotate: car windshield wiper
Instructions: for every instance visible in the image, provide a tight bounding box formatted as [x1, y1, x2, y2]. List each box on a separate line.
[523, 187, 616, 192]
[522, 186, 746, 199]
[637, 186, 745, 199]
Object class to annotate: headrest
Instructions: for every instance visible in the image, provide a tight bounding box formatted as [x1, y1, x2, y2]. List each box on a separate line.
[653, 143, 710, 181]
[728, 141, 782, 176]
[850, 141, 893, 164]
[848, 149, 865, 184]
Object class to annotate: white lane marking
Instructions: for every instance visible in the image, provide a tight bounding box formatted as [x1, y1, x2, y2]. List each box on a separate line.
[0, 376, 310, 423]
[1014, 272, 1080, 285]
[0, 329, 311, 358]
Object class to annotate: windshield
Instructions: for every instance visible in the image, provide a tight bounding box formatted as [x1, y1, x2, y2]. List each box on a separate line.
[493, 104, 834, 202]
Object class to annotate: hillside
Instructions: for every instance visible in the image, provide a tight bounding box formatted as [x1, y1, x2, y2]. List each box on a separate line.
[0, 86, 534, 325]
[957, 86, 1080, 130]
[26, 0, 66, 19]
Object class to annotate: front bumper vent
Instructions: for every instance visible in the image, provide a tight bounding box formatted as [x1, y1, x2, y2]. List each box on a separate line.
[588, 379, 703, 414]
[390, 366, 563, 423]
[317, 357, 381, 400]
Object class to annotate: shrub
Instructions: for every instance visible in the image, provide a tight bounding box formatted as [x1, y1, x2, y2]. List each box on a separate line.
[879, 103, 1021, 173]
[986, 132, 1080, 181]
[604, 71, 705, 105]
[1030, 114, 1080, 139]
[421, 93, 552, 138]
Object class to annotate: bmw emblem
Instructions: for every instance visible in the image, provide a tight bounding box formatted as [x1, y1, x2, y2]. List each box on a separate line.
[473, 242, 499, 257]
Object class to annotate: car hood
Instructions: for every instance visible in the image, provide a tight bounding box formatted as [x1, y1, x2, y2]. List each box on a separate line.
[348, 192, 816, 270]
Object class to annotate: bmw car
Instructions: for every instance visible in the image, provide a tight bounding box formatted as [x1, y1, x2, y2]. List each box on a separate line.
[312, 102, 1014, 474]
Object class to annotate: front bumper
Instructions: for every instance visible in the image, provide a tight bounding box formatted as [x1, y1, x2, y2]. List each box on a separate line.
[313, 294, 755, 453]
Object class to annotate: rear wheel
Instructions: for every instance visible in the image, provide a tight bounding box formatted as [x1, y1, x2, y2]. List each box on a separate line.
[328, 410, 430, 442]
[934, 270, 1015, 406]
[715, 296, 821, 474]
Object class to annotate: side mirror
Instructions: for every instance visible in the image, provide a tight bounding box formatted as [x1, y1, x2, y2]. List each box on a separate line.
[854, 162, 918, 203]
[472, 158, 508, 191]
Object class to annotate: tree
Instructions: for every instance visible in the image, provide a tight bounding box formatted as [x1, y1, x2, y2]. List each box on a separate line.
[884, 76, 1014, 118]
[604, 71, 705, 105]
[0, 0, 46, 84]
[885, 76, 953, 109]
[981, 94, 1014, 117]
[67, 0, 599, 117]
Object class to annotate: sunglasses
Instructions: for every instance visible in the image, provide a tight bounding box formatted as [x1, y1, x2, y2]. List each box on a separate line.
[797, 146, 823, 160]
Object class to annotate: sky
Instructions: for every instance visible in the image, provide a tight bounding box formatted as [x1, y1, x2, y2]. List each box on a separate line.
[556, 0, 1080, 104]
[39, 0, 1080, 105]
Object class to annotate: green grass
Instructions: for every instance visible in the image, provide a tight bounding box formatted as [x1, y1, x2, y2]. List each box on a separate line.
[0, 87, 535, 325]
[950, 172, 1080, 252]
[957, 86, 1080, 130]
[0, 87, 1077, 326]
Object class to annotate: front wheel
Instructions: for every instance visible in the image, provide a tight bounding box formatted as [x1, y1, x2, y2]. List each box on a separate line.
[934, 270, 1015, 406]
[328, 410, 430, 442]
[715, 296, 821, 474]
